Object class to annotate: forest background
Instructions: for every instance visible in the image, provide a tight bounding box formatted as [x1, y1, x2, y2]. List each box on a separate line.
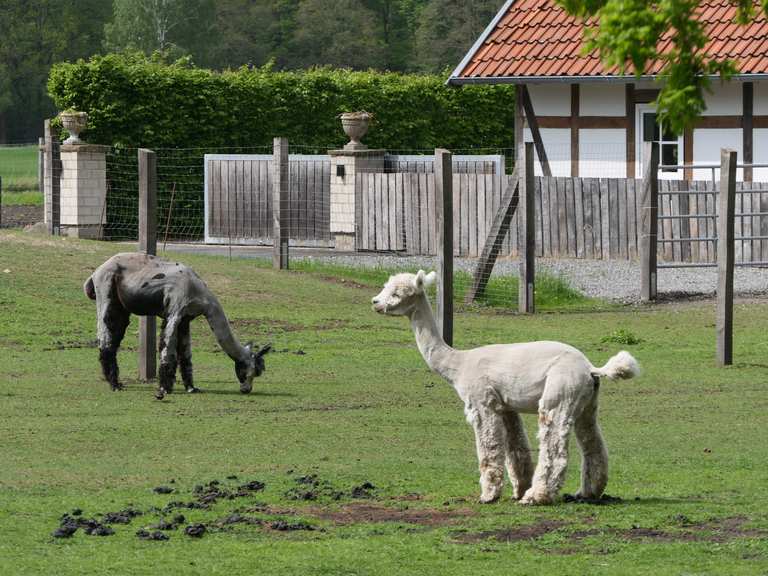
[0, 0, 502, 144]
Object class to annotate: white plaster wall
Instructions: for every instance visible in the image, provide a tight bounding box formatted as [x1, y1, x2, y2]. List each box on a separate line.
[524, 128, 570, 176]
[752, 128, 768, 182]
[753, 81, 768, 116]
[701, 82, 742, 116]
[692, 128, 743, 181]
[527, 84, 570, 116]
[580, 84, 625, 116]
[579, 129, 626, 178]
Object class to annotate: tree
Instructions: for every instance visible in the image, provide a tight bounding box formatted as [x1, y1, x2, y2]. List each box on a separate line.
[208, 0, 279, 70]
[287, 0, 387, 70]
[104, 0, 217, 65]
[556, 0, 760, 134]
[413, 0, 499, 72]
[0, 0, 111, 142]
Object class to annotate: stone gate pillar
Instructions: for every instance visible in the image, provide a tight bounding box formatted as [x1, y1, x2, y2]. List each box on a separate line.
[328, 148, 385, 251]
[59, 144, 109, 239]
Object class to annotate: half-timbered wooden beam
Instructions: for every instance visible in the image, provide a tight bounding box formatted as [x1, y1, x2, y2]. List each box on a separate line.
[521, 85, 552, 177]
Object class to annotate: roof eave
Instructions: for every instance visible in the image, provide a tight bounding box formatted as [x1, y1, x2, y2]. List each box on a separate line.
[446, 0, 518, 86]
[447, 73, 768, 85]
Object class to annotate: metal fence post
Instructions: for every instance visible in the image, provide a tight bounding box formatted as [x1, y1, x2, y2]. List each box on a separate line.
[435, 148, 453, 346]
[640, 141, 660, 301]
[717, 148, 737, 366]
[273, 137, 289, 269]
[138, 148, 157, 381]
[519, 142, 535, 313]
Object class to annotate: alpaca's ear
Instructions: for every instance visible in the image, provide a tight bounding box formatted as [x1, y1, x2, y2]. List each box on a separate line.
[256, 344, 272, 358]
[414, 270, 426, 291]
[423, 271, 437, 288]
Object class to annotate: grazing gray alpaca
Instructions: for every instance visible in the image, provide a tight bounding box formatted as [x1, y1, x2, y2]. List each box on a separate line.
[84, 252, 270, 398]
[372, 271, 640, 505]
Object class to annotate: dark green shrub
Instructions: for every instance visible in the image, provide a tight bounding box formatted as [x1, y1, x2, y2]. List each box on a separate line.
[48, 53, 516, 151]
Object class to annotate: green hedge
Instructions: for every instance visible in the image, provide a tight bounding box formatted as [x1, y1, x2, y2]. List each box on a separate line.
[48, 53, 515, 151]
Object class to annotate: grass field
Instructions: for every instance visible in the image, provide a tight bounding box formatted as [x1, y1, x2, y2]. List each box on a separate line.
[0, 145, 42, 205]
[1, 230, 767, 575]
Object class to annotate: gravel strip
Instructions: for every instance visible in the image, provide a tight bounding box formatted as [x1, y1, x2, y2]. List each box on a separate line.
[165, 244, 768, 304]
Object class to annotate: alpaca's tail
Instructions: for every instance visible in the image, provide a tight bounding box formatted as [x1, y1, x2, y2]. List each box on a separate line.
[591, 351, 640, 381]
[83, 276, 96, 300]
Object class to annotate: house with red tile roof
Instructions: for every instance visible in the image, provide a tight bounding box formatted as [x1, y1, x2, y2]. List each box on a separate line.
[448, 0, 768, 182]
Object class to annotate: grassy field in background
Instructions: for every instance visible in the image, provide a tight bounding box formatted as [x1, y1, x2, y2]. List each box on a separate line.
[0, 145, 41, 204]
[1, 230, 767, 575]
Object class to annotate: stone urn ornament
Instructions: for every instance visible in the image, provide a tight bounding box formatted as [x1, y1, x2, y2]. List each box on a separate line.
[340, 111, 373, 151]
[59, 110, 88, 145]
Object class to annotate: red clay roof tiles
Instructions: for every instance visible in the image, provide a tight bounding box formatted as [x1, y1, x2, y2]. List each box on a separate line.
[454, 0, 768, 80]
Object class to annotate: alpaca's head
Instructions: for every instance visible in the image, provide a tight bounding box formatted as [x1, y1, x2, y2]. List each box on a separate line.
[372, 270, 436, 316]
[236, 343, 272, 393]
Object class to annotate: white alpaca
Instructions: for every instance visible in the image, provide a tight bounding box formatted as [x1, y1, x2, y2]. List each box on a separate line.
[84, 252, 271, 399]
[372, 271, 639, 505]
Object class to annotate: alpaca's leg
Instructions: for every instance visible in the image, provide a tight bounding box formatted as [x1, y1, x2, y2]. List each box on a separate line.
[158, 316, 181, 394]
[521, 374, 582, 505]
[98, 304, 130, 391]
[176, 318, 198, 393]
[502, 411, 534, 500]
[467, 407, 507, 503]
[574, 385, 609, 499]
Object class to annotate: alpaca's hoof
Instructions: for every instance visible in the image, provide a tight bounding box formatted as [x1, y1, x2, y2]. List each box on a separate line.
[479, 494, 501, 504]
[520, 489, 553, 506]
[111, 383, 124, 391]
[155, 388, 166, 400]
[186, 386, 200, 394]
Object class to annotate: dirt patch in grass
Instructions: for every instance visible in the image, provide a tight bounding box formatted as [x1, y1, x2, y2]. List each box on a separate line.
[569, 516, 765, 544]
[1, 205, 42, 228]
[455, 516, 766, 547]
[310, 502, 475, 527]
[230, 318, 353, 333]
[231, 319, 306, 333]
[453, 519, 566, 544]
[316, 275, 371, 290]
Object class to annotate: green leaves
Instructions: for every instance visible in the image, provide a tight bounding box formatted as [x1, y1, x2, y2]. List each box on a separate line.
[47, 53, 516, 151]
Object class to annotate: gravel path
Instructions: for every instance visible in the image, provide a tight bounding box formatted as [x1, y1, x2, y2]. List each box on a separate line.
[165, 244, 768, 304]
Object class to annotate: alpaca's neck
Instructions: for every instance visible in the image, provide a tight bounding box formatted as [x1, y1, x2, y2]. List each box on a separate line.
[408, 293, 461, 382]
[205, 299, 249, 362]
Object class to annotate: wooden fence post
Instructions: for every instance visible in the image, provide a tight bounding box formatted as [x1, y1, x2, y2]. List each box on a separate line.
[519, 142, 535, 313]
[435, 148, 453, 346]
[273, 137, 289, 269]
[138, 148, 157, 381]
[717, 148, 737, 366]
[38, 136, 45, 202]
[640, 141, 660, 301]
[44, 120, 61, 236]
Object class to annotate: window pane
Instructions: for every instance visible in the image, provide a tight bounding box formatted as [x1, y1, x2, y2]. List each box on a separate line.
[661, 144, 678, 171]
[643, 113, 658, 142]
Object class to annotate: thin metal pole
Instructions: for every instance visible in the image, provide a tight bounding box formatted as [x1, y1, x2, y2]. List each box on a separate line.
[519, 142, 535, 313]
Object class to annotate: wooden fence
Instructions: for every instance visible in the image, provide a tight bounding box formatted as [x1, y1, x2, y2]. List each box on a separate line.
[204, 154, 331, 246]
[357, 173, 768, 263]
[204, 152, 768, 263]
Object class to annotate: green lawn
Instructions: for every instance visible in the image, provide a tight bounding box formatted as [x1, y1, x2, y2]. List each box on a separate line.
[1, 230, 767, 575]
[0, 145, 42, 204]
